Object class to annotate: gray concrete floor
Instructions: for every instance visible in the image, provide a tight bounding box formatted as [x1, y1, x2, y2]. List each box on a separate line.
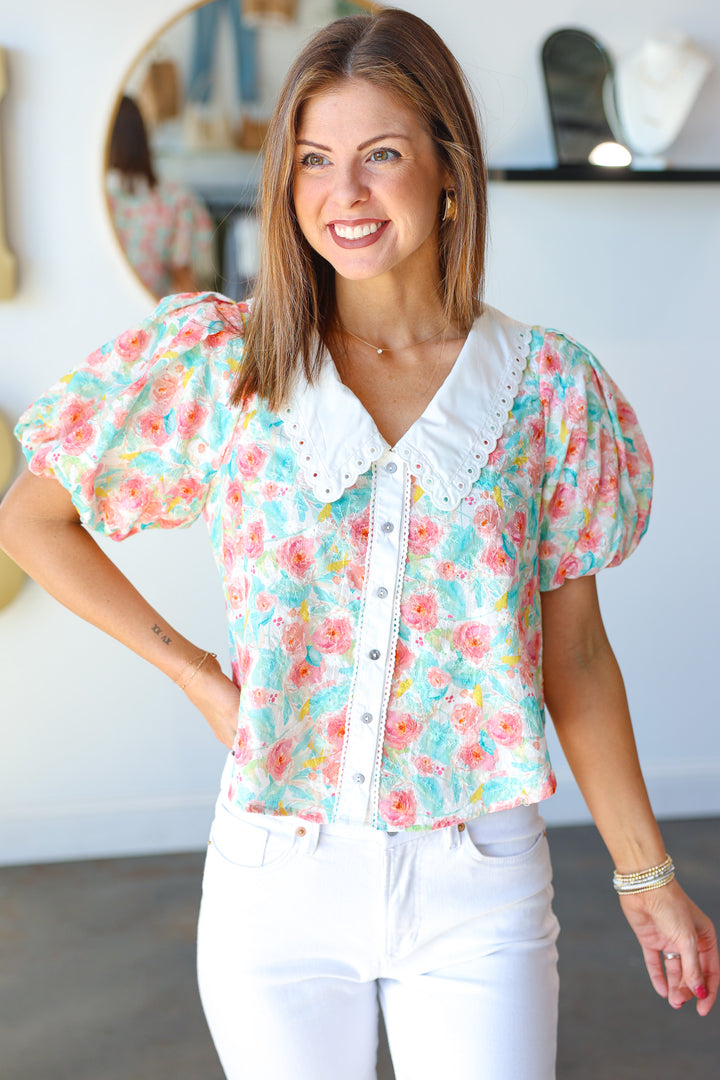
[0, 818, 717, 1079]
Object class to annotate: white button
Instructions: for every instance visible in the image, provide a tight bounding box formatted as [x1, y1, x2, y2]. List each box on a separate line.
[381, 522, 394, 533]
[353, 772, 365, 784]
[385, 462, 397, 474]
[361, 712, 373, 724]
[369, 649, 381, 660]
[376, 586, 388, 598]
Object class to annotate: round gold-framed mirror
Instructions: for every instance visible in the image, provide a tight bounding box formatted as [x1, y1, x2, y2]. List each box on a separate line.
[104, 0, 378, 302]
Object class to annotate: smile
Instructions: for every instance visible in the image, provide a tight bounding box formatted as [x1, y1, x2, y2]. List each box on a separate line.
[329, 220, 389, 248]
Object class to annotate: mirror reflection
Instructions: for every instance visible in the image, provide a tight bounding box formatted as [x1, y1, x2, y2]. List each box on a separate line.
[106, 0, 375, 300]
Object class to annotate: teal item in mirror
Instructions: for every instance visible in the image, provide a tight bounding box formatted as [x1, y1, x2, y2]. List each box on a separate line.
[542, 29, 618, 166]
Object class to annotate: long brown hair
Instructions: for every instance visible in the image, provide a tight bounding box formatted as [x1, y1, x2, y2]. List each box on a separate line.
[108, 96, 158, 193]
[233, 9, 487, 410]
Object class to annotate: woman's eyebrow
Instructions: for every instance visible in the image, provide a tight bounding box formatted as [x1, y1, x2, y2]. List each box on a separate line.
[295, 133, 408, 152]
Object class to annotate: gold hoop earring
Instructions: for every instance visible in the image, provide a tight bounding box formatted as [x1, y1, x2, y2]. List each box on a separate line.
[442, 189, 458, 223]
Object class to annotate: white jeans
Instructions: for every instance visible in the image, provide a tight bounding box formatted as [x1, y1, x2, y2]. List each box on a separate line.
[197, 795, 559, 1080]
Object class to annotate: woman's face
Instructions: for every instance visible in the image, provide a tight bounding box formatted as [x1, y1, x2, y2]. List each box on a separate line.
[292, 79, 451, 289]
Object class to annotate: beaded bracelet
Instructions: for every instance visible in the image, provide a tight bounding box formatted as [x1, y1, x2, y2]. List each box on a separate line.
[175, 650, 217, 692]
[612, 853, 676, 895]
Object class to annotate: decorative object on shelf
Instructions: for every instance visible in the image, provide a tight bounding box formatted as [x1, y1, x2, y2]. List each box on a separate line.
[610, 33, 712, 169]
[0, 48, 17, 300]
[0, 412, 25, 608]
[243, 0, 298, 23]
[542, 28, 630, 169]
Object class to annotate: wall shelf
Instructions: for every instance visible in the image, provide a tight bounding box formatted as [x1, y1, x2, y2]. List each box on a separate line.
[488, 166, 720, 183]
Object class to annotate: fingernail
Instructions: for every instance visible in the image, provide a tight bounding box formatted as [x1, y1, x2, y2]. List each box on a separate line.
[694, 985, 708, 1000]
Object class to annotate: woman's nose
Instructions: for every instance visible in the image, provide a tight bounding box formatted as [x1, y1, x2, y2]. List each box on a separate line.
[332, 163, 369, 206]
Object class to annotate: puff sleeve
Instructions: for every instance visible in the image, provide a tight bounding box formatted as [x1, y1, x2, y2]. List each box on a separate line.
[15, 292, 248, 540]
[537, 331, 653, 591]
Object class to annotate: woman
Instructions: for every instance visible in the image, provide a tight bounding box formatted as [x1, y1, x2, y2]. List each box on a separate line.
[107, 95, 214, 297]
[0, 10, 716, 1080]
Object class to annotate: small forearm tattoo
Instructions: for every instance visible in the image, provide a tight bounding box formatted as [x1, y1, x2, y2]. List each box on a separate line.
[151, 623, 172, 646]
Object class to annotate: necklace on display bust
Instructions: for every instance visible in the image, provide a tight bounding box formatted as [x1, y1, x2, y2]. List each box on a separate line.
[341, 323, 446, 355]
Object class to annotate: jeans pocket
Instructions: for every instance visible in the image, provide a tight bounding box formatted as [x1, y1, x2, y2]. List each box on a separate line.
[209, 805, 297, 870]
[461, 827, 547, 867]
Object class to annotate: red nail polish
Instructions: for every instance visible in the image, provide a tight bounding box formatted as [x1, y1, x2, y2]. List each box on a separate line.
[694, 985, 708, 1000]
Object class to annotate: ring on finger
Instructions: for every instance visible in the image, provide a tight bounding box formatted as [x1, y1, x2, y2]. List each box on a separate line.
[663, 952, 681, 960]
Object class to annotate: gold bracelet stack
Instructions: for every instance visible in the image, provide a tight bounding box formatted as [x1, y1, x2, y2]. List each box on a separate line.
[612, 853, 675, 895]
[175, 650, 217, 691]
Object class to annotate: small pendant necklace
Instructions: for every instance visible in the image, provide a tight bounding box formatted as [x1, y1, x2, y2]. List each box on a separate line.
[341, 323, 445, 355]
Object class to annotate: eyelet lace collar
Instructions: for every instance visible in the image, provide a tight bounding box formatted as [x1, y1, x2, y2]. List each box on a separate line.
[279, 304, 531, 511]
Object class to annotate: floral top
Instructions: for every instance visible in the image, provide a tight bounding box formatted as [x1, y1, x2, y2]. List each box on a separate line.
[106, 171, 214, 298]
[15, 293, 652, 830]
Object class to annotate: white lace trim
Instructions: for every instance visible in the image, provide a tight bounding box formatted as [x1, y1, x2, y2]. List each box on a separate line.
[278, 307, 532, 511]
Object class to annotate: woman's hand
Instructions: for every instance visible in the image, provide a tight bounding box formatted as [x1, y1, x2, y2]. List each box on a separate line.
[619, 881, 719, 1015]
[180, 653, 241, 749]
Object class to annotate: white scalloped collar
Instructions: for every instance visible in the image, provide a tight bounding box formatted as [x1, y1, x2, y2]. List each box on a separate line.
[279, 304, 532, 511]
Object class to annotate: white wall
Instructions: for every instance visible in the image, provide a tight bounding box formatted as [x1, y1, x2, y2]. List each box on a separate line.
[1, 0, 718, 864]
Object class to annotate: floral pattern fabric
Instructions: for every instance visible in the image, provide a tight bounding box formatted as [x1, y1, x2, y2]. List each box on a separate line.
[16, 293, 653, 830]
[106, 171, 214, 298]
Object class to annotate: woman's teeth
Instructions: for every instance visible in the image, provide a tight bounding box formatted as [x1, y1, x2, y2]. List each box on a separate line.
[333, 222, 383, 239]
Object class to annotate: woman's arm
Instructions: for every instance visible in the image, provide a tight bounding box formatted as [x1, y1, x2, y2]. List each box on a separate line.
[0, 469, 239, 747]
[541, 575, 718, 1015]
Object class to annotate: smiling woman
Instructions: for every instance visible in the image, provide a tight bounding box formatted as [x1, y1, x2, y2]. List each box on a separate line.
[0, 7, 716, 1080]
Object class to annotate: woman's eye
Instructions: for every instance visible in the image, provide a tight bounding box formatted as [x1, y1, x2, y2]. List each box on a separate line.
[369, 148, 399, 163]
[300, 153, 328, 168]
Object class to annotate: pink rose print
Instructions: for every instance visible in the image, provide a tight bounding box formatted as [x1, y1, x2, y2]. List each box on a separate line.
[298, 809, 326, 824]
[233, 726, 252, 766]
[395, 638, 414, 671]
[227, 576, 249, 611]
[457, 742, 494, 770]
[508, 510, 527, 547]
[408, 516, 442, 555]
[412, 755, 436, 776]
[115, 327, 150, 360]
[548, 484, 576, 522]
[278, 536, 315, 580]
[487, 710, 523, 748]
[150, 371, 182, 407]
[312, 616, 353, 655]
[176, 400, 208, 437]
[449, 703, 483, 736]
[118, 474, 155, 517]
[288, 657, 323, 688]
[538, 342, 563, 376]
[400, 592, 438, 632]
[483, 546, 515, 576]
[249, 687, 268, 708]
[236, 443, 268, 480]
[565, 429, 588, 464]
[255, 591, 275, 613]
[61, 421, 95, 453]
[385, 710, 421, 751]
[345, 560, 365, 591]
[137, 412, 171, 446]
[553, 554, 583, 587]
[260, 480, 280, 500]
[242, 520, 265, 559]
[235, 646, 252, 683]
[438, 560, 455, 580]
[452, 622, 491, 664]
[226, 481, 243, 516]
[576, 518, 603, 553]
[172, 322, 206, 348]
[565, 387, 588, 423]
[267, 738, 293, 782]
[322, 755, 341, 786]
[379, 787, 417, 828]
[473, 500, 500, 534]
[280, 622, 307, 656]
[325, 709, 347, 748]
[349, 510, 370, 552]
[426, 667, 451, 690]
[60, 397, 94, 429]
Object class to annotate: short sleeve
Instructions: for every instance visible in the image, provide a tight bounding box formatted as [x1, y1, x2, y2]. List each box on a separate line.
[15, 292, 248, 540]
[537, 331, 653, 591]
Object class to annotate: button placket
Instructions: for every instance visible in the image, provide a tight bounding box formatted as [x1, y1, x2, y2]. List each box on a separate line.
[333, 454, 407, 826]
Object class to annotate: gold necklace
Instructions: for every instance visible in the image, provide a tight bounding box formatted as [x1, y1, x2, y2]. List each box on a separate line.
[341, 322, 446, 355]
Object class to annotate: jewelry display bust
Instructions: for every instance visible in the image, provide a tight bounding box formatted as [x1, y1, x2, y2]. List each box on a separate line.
[613, 33, 711, 168]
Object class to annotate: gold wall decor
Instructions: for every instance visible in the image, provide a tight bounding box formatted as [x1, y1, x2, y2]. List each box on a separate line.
[0, 48, 17, 300]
